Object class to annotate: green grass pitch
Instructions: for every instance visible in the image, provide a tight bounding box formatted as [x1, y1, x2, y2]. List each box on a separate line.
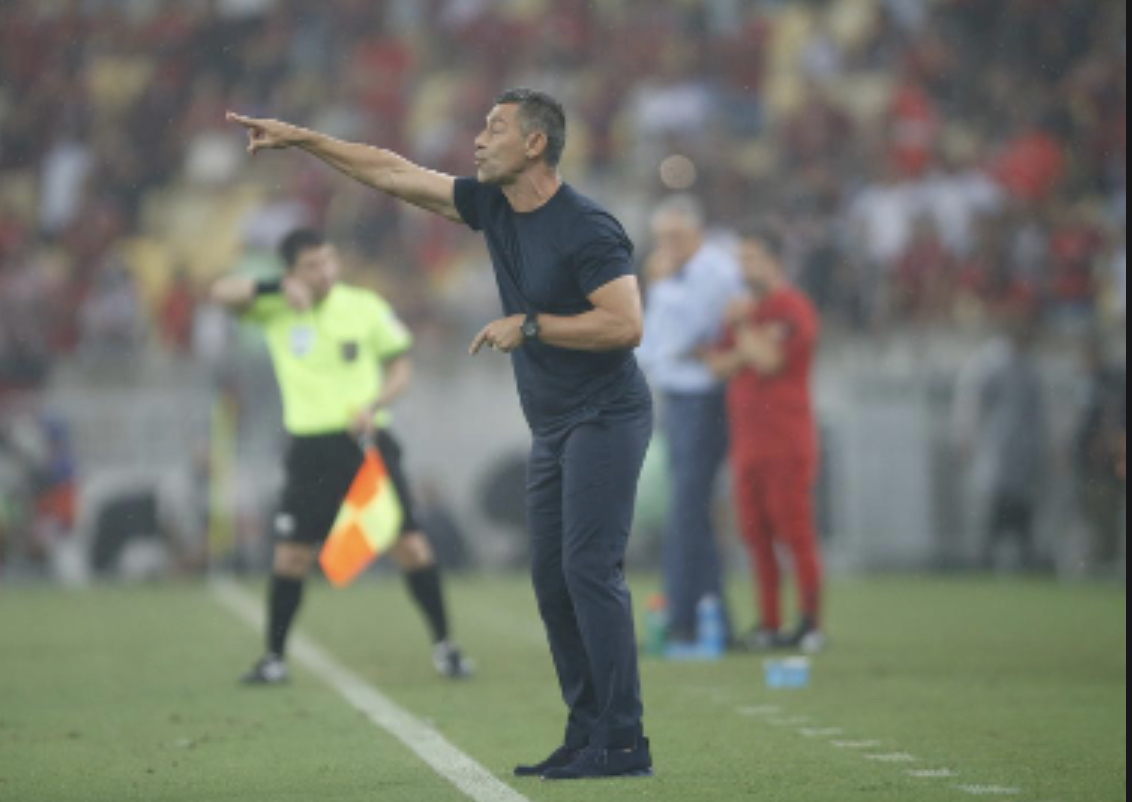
[0, 575, 1124, 802]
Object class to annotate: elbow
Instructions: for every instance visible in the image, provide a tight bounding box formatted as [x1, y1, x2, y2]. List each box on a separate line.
[394, 355, 415, 386]
[624, 319, 645, 350]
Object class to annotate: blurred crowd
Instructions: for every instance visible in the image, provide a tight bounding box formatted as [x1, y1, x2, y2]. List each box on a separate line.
[0, 0, 1126, 575]
[0, 0, 1126, 395]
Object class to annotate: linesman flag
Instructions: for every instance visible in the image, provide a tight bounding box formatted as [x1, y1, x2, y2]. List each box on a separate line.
[319, 445, 404, 588]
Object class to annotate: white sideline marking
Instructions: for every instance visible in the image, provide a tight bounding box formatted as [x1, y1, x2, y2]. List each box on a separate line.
[768, 716, 811, 726]
[955, 786, 1023, 796]
[865, 752, 918, 763]
[734, 704, 1034, 799]
[800, 727, 844, 738]
[212, 579, 531, 802]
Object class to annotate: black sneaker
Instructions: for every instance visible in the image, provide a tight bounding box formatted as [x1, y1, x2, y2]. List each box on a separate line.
[433, 641, 475, 680]
[783, 618, 828, 655]
[542, 739, 654, 781]
[513, 745, 582, 778]
[240, 654, 289, 685]
[795, 628, 828, 655]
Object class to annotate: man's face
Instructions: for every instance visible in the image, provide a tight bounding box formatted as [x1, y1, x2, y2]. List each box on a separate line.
[739, 238, 778, 294]
[291, 244, 340, 302]
[474, 104, 534, 186]
[651, 213, 703, 269]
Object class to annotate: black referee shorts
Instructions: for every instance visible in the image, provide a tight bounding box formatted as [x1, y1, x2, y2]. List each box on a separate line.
[273, 430, 421, 546]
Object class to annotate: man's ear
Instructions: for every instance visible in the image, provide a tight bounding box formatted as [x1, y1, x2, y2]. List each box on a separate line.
[526, 131, 548, 161]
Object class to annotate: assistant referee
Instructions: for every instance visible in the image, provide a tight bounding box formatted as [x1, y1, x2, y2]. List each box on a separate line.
[228, 88, 655, 781]
[211, 229, 473, 684]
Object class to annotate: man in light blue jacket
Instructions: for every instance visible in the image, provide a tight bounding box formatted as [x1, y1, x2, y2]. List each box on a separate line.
[640, 196, 745, 645]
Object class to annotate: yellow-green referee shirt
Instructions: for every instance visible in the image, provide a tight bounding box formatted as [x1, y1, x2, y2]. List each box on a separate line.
[244, 285, 413, 436]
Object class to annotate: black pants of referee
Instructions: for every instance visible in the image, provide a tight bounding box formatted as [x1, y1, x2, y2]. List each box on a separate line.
[528, 391, 654, 751]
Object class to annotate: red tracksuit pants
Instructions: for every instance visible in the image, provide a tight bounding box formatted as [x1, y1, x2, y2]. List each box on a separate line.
[733, 459, 823, 631]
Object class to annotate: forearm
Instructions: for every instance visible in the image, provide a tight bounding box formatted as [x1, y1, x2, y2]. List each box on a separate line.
[296, 130, 402, 193]
[210, 275, 260, 312]
[702, 347, 749, 381]
[538, 310, 643, 353]
[738, 327, 786, 376]
[294, 130, 458, 220]
[371, 356, 414, 410]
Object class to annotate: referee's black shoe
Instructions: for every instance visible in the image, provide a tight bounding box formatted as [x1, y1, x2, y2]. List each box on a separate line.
[542, 739, 654, 781]
[240, 654, 289, 686]
[513, 745, 581, 778]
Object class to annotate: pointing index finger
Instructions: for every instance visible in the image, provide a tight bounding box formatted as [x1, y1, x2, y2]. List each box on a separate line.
[469, 329, 489, 356]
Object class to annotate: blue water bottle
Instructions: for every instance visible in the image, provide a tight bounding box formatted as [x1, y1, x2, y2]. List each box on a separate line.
[696, 595, 726, 660]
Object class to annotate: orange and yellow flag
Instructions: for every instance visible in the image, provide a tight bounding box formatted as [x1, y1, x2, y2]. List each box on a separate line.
[319, 446, 404, 588]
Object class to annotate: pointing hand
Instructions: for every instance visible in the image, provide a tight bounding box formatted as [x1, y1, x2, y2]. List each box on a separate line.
[226, 112, 302, 155]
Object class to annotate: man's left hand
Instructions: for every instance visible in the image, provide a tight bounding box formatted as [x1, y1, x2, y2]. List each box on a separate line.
[470, 315, 526, 355]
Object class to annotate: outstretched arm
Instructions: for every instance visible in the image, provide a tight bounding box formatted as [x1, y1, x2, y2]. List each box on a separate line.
[209, 275, 260, 314]
[227, 112, 462, 223]
[210, 273, 313, 314]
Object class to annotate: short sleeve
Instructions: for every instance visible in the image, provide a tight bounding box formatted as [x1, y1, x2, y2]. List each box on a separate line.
[573, 213, 636, 297]
[454, 177, 488, 232]
[369, 297, 414, 360]
[242, 294, 289, 325]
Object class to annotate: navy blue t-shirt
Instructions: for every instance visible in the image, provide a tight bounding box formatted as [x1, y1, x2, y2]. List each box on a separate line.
[454, 178, 647, 435]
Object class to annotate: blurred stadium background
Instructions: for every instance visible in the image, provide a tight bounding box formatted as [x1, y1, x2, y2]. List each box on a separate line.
[0, 0, 1125, 582]
[0, 3, 1127, 802]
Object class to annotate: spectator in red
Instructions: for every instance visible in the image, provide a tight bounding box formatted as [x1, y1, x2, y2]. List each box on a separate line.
[956, 216, 1037, 322]
[159, 268, 198, 355]
[1047, 202, 1106, 318]
[992, 124, 1068, 204]
[895, 215, 957, 322]
[888, 81, 940, 179]
[704, 222, 825, 654]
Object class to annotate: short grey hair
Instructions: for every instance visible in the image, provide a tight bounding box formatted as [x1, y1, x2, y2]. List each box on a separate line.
[495, 88, 568, 168]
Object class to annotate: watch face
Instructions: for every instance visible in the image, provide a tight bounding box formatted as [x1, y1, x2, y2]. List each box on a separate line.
[523, 320, 539, 339]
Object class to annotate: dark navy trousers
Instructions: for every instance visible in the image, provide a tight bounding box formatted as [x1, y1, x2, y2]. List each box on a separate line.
[660, 390, 732, 639]
[527, 389, 653, 751]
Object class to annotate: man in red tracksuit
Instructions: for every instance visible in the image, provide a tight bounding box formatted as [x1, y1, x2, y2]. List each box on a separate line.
[705, 223, 825, 654]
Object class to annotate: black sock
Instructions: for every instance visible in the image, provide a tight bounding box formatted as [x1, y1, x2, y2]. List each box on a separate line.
[268, 575, 304, 657]
[404, 564, 449, 644]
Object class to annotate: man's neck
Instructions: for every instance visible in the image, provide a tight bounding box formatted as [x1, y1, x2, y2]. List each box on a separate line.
[502, 166, 563, 213]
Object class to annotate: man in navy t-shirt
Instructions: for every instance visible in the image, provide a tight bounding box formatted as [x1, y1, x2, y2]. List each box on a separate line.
[229, 88, 655, 781]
